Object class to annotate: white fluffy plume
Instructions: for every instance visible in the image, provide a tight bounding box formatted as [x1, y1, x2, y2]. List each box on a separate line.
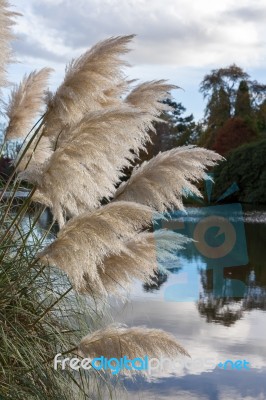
[15, 133, 54, 172]
[37, 202, 157, 289]
[113, 146, 223, 211]
[81, 230, 190, 298]
[5, 68, 53, 140]
[43, 35, 134, 141]
[0, 0, 18, 90]
[17, 42, 183, 225]
[79, 324, 189, 374]
[19, 107, 154, 225]
[126, 80, 177, 116]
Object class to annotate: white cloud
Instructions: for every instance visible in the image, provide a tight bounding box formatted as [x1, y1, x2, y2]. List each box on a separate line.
[4, 0, 266, 120]
[11, 0, 266, 68]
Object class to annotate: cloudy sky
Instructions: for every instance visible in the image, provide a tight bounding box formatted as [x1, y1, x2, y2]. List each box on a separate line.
[7, 0, 266, 120]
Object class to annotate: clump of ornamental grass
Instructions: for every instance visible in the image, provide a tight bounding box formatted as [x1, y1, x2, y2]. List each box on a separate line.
[0, 198, 114, 399]
[0, 2, 224, 399]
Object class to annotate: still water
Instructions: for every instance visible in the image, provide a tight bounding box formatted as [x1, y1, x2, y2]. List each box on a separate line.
[110, 205, 266, 400]
[24, 205, 266, 400]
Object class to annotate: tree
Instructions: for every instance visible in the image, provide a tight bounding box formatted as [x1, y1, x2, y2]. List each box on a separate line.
[200, 64, 249, 108]
[198, 87, 231, 148]
[256, 100, 266, 135]
[199, 64, 266, 149]
[207, 88, 231, 127]
[158, 99, 199, 148]
[213, 117, 257, 156]
[200, 64, 266, 120]
[235, 80, 252, 119]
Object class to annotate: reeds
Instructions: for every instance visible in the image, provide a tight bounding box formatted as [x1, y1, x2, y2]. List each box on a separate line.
[0, 202, 101, 399]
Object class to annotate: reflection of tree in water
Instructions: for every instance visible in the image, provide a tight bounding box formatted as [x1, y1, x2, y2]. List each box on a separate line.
[143, 270, 168, 292]
[198, 263, 266, 326]
[161, 210, 266, 326]
[198, 294, 243, 327]
[242, 278, 266, 311]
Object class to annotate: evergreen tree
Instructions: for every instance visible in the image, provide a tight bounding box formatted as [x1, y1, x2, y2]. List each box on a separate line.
[235, 80, 252, 119]
[162, 99, 202, 147]
[206, 88, 231, 129]
[198, 88, 230, 148]
[256, 100, 266, 135]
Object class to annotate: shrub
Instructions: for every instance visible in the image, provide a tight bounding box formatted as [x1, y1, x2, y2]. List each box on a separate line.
[213, 139, 266, 203]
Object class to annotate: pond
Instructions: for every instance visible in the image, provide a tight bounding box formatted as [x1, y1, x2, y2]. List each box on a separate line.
[21, 204, 266, 400]
[109, 205, 266, 400]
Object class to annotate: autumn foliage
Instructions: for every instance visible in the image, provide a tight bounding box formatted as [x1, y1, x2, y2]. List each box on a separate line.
[213, 117, 257, 156]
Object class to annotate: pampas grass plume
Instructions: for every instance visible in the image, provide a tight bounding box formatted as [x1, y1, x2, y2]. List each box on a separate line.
[5, 68, 52, 139]
[20, 107, 153, 225]
[79, 324, 189, 375]
[126, 80, 177, 117]
[37, 201, 158, 289]
[43, 35, 135, 140]
[0, 0, 18, 89]
[81, 230, 191, 298]
[114, 146, 223, 211]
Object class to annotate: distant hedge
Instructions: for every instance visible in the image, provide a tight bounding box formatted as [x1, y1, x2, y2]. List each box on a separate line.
[213, 139, 266, 203]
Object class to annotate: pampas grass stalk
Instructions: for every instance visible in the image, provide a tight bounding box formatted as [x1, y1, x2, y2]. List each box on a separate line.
[4, 68, 53, 140]
[0, 117, 44, 204]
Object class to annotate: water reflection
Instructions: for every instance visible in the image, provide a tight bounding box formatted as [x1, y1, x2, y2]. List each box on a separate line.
[120, 207, 266, 399]
[19, 206, 266, 399]
[144, 207, 266, 326]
